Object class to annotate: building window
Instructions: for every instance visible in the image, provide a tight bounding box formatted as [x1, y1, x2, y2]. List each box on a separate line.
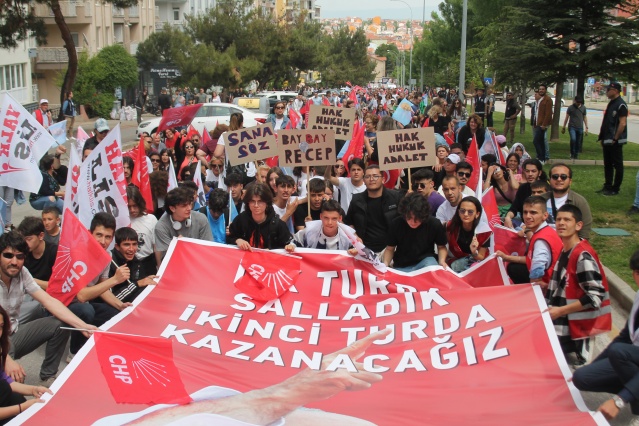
[173, 8, 180, 20]
[71, 32, 80, 48]
[0, 64, 25, 91]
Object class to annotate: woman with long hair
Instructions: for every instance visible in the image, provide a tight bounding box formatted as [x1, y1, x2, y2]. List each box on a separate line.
[0, 306, 51, 424]
[126, 186, 158, 272]
[427, 105, 453, 136]
[159, 149, 172, 172]
[266, 167, 284, 197]
[505, 152, 522, 184]
[363, 114, 380, 164]
[446, 196, 491, 272]
[484, 162, 518, 216]
[149, 170, 169, 220]
[456, 114, 486, 153]
[178, 140, 197, 179]
[29, 155, 64, 212]
[448, 98, 468, 131]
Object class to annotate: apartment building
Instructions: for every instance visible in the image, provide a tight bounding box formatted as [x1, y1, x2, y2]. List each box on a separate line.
[0, 40, 36, 106]
[31, 0, 156, 104]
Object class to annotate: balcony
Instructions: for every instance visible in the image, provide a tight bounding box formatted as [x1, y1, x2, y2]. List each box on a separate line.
[35, 47, 85, 69]
[33, 1, 93, 24]
[155, 21, 184, 31]
[1, 87, 30, 105]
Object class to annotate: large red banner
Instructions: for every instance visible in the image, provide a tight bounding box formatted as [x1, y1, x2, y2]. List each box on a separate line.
[15, 240, 606, 425]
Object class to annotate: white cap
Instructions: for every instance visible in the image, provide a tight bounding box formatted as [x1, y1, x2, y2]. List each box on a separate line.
[40, 99, 49, 104]
[446, 153, 461, 164]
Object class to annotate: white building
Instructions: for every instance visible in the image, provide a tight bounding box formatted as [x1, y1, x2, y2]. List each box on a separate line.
[0, 40, 36, 106]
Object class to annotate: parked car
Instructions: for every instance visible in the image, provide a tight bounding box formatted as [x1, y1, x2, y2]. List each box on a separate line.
[136, 103, 269, 137]
[255, 91, 299, 108]
[526, 95, 565, 107]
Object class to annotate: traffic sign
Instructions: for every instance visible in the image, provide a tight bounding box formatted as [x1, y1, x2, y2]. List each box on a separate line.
[587, 77, 595, 85]
[484, 77, 493, 85]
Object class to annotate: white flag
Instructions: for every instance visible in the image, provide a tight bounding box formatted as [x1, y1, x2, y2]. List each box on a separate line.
[0, 93, 58, 192]
[62, 140, 81, 221]
[192, 160, 206, 208]
[76, 126, 90, 159]
[75, 125, 130, 229]
[167, 157, 178, 191]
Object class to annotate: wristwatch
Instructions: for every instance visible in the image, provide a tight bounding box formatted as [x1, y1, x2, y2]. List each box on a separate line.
[613, 395, 626, 409]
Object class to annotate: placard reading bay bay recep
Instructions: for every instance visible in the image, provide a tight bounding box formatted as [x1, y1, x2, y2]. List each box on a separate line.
[377, 127, 436, 170]
[308, 105, 355, 139]
[277, 129, 336, 167]
[225, 124, 277, 166]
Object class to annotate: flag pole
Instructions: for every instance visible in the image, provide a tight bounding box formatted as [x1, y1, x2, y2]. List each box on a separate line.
[306, 166, 311, 219]
[111, 259, 135, 286]
[408, 168, 412, 191]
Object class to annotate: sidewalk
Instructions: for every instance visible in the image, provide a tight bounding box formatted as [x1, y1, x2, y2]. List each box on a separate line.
[585, 100, 639, 115]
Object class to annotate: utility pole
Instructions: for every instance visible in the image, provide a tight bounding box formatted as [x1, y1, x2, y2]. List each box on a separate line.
[458, 0, 468, 97]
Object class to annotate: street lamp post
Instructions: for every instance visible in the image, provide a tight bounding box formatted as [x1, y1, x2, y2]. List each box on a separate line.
[392, 0, 412, 89]
[459, 0, 468, 98]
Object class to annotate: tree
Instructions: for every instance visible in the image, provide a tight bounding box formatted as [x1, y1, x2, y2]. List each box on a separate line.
[0, 0, 137, 119]
[375, 44, 399, 76]
[320, 28, 375, 86]
[135, 27, 181, 71]
[493, 0, 639, 139]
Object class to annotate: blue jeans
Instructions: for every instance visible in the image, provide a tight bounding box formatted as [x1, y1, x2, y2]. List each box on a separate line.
[634, 169, 639, 208]
[30, 195, 64, 212]
[568, 127, 583, 159]
[544, 128, 550, 160]
[394, 256, 438, 272]
[450, 256, 477, 273]
[532, 127, 546, 161]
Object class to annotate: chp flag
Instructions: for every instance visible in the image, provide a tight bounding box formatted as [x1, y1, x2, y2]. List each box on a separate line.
[62, 140, 82, 219]
[46, 210, 112, 306]
[75, 125, 130, 230]
[157, 104, 202, 133]
[0, 93, 58, 193]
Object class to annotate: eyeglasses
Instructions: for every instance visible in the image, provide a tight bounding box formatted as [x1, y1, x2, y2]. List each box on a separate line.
[459, 208, 476, 216]
[249, 200, 266, 206]
[2, 252, 25, 260]
[192, 139, 200, 142]
[551, 174, 569, 181]
[98, 130, 108, 135]
[211, 164, 224, 169]
[151, 159, 160, 163]
[335, 164, 345, 169]
[185, 145, 195, 149]
[457, 172, 471, 178]
[416, 182, 430, 189]
[364, 175, 382, 181]
[275, 106, 285, 109]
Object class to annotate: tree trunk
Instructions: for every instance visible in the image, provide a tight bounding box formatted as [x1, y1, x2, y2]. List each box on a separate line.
[51, 0, 78, 122]
[518, 82, 527, 135]
[551, 80, 564, 141]
[576, 40, 586, 100]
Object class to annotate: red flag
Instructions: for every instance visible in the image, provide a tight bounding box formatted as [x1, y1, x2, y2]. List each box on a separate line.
[157, 104, 202, 132]
[492, 132, 506, 165]
[341, 120, 365, 164]
[94, 333, 191, 405]
[265, 156, 279, 168]
[458, 254, 510, 288]
[481, 187, 501, 232]
[444, 131, 455, 145]
[382, 169, 401, 189]
[322, 96, 330, 106]
[493, 224, 527, 257]
[201, 125, 212, 146]
[289, 108, 301, 129]
[46, 210, 112, 306]
[465, 135, 481, 193]
[186, 125, 200, 142]
[235, 251, 301, 301]
[132, 136, 154, 213]
[422, 117, 430, 128]
[345, 81, 352, 86]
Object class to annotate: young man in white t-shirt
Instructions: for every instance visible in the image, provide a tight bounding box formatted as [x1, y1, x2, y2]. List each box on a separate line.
[273, 175, 299, 234]
[324, 158, 366, 214]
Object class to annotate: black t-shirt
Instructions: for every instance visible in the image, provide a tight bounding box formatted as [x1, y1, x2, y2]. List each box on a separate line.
[293, 203, 321, 229]
[25, 243, 58, 281]
[363, 197, 387, 252]
[456, 227, 490, 255]
[430, 115, 451, 136]
[388, 217, 447, 267]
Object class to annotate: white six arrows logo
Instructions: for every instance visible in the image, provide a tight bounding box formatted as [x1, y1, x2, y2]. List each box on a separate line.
[247, 263, 294, 296]
[110, 355, 171, 386]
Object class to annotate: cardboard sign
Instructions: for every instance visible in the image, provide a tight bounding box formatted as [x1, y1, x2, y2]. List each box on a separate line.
[308, 105, 355, 139]
[225, 124, 277, 166]
[377, 127, 436, 170]
[277, 129, 336, 167]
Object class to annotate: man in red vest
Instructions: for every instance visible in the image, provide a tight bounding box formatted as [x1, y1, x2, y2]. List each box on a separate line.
[546, 204, 610, 366]
[33, 99, 52, 129]
[496, 195, 562, 284]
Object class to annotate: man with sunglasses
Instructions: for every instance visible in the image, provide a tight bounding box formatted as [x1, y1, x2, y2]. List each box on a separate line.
[0, 231, 97, 384]
[412, 168, 445, 214]
[541, 163, 592, 239]
[345, 164, 401, 256]
[438, 160, 475, 197]
[82, 118, 110, 154]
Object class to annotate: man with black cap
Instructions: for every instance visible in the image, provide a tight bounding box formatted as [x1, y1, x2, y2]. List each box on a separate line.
[597, 82, 628, 196]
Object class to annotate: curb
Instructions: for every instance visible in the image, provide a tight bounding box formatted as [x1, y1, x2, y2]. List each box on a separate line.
[604, 265, 636, 314]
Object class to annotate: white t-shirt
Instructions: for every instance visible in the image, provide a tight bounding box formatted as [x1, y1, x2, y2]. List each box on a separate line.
[337, 177, 366, 213]
[436, 194, 468, 224]
[131, 214, 158, 260]
[274, 117, 284, 131]
[546, 193, 568, 223]
[272, 196, 297, 234]
[438, 185, 475, 198]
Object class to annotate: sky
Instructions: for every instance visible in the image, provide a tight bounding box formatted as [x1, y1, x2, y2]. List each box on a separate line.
[317, 0, 442, 21]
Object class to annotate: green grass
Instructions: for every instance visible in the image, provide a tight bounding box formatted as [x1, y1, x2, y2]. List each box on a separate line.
[491, 111, 639, 161]
[490, 112, 639, 288]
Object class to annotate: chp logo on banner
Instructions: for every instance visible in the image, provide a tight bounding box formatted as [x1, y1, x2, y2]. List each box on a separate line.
[46, 210, 112, 306]
[225, 124, 277, 166]
[157, 104, 202, 133]
[94, 333, 191, 405]
[0, 93, 58, 193]
[75, 125, 130, 230]
[276, 129, 336, 167]
[16, 241, 606, 426]
[235, 250, 302, 301]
